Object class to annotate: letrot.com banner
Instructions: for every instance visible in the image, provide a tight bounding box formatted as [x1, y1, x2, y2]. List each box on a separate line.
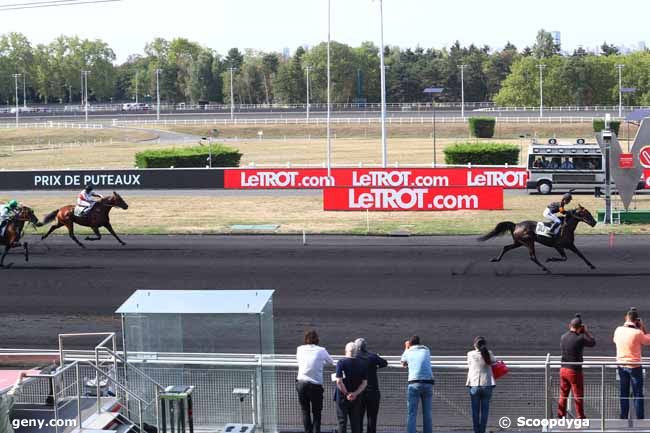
[224, 167, 528, 189]
[323, 187, 504, 211]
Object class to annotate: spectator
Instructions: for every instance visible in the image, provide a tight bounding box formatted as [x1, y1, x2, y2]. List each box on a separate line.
[533, 158, 543, 168]
[354, 338, 388, 433]
[296, 330, 335, 433]
[0, 372, 25, 433]
[561, 158, 575, 169]
[558, 314, 596, 419]
[401, 335, 434, 433]
[466, 337, 496, 433]
[335, 342, 368, 433]
[550, 157, 561, 169]
[613, 308, 650, 419]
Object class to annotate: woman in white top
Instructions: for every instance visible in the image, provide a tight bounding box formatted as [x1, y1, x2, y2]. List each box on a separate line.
[466, 336, 495, 433]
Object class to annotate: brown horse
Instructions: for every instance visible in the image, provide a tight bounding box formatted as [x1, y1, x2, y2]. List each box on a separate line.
[1, 206, 39, 267]
[478, 205, 598, 273]
[40, 192, 129, 248]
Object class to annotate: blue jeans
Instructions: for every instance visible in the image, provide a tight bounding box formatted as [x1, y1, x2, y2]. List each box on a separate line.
[407, 382, 433, 433]
[619, 367, 645, 419]
[469, 386, 493, 433]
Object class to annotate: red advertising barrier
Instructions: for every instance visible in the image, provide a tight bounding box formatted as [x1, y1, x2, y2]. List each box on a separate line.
[224, 167, 527, 189]
[645, 169, 650, 189]
[323, 187, 504, 211]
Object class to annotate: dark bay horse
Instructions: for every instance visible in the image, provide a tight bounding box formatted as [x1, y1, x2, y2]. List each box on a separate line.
[40, 192, 129, 248]
[478, 206, 598, 273]
[1, 206, 39, 267]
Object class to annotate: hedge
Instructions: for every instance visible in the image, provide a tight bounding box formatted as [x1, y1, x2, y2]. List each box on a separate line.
[135, 145, 242, 168]
[592, 119, 621, 136]
[468, 117, 496, 138]
[444, 142, 520, 165]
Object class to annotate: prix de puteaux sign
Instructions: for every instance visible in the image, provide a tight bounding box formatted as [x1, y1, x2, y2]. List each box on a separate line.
[596, 119, 650, 210]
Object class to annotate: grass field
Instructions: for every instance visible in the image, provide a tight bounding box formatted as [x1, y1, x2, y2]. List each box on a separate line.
[5, 193, 649, 236]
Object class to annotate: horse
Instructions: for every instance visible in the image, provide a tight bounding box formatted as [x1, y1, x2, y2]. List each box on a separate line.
[39, 192, 129, 248]
[478, 205, 598, 273]
[1, 206, 39, 267]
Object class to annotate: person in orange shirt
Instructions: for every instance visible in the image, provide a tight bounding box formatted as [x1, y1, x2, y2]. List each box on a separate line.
[613, 308, 650, 419]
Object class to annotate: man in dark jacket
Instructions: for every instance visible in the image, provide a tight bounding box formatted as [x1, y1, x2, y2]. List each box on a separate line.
[558, 314, 596, 419]
[335, 342, 368, 433]
[354, 338, 388, 433]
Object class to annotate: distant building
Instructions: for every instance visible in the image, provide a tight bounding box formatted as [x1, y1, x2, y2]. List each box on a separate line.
[551, 31, 561, 49]
[282, 47, 290, 59]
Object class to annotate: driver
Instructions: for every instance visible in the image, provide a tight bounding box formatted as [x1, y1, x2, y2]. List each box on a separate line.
[77, 184, 103, 216]
[544, 192, 573, 235]
[0, 199, 20, 236]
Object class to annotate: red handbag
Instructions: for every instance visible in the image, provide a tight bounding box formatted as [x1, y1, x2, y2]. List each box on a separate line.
[491, 360, 509, 380]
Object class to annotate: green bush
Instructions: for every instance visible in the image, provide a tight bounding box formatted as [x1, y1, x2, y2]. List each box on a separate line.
[444, 142, 520, 165]
[135, 145, 242, 168]
[592, 119, 621, 136]
[468, 117, 496, 138]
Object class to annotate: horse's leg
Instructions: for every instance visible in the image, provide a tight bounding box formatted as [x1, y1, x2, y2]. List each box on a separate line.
[546, 247, 568, 263]
[24, 242, 29, 262]
[491, 243, 522, 262]
[0, 245, 8, 267]
[527, 242, 551, 273]
[103, 223, 126, 246]
[41, 223, 63, 240]
[85, 227, 102, 241]
[66, 223, 85, 249]
[567, 244, 596, 270]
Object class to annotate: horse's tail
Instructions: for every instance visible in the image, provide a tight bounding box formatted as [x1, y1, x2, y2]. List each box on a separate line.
[37, 210, 59, 227]
[477, 221, 516, 242]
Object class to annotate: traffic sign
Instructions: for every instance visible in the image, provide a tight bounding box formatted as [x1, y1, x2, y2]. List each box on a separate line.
[640, 146, 650, 168]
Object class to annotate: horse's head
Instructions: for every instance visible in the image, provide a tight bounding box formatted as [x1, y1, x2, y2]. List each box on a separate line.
[103, 192, 129, 210]
[16, 206, 39, 225]
[571, 204, 597, 227]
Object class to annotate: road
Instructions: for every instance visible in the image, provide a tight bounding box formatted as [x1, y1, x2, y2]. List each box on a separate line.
[1, 234, 647, 356]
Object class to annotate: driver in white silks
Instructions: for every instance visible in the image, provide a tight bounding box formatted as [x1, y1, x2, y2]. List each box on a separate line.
[543, 192, 573, 236]
[77, 184, 103, 217]
[0, 372, 25, 433]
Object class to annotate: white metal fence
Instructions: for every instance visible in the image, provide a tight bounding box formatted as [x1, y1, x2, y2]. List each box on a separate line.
[6, 350, 650, 432]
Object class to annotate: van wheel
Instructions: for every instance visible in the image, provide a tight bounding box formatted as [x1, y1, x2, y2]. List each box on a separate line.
[537, 181, 552, 195]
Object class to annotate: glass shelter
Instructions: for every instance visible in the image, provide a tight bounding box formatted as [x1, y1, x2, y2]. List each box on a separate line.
[116, 289, 276, 432]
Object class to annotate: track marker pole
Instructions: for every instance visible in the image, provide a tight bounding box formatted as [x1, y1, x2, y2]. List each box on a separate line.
[366, 210, 370, 235]
[302, 230, 307, 246]
[609, 232, 615, 248]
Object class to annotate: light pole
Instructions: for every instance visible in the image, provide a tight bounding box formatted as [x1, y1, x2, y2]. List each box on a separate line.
[326, 0, 332, 176]
[424, 87, 444, 166]
[305, 65, 312, 122]
[458, 64, 467, 119]
[616, 64, 624, 118]
[12, 73, 20, 126]
[537, 64, 546, 118]
[229, 67, 237, 121]
[82, 70, 90, 123]
[68, 85, 72, 103]
[375, 0, 388, 167]
[135, 70, 139, 104]
[155, 68, 161, 121]
[22, 74, 27, 108]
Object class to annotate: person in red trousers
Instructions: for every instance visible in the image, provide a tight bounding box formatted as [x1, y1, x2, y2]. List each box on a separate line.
[558, 314, 596, 419]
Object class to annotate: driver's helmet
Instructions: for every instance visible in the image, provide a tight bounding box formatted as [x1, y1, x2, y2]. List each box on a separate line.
[562, 192, 573, 202]
[7, 199, 18, 209]
[84, 184, 93, 192]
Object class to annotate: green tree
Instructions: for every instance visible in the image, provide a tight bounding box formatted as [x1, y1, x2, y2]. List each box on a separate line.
[532, 29, 560, 59]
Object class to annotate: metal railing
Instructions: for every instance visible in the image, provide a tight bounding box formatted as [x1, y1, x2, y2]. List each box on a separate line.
[7, 349, 650, 432]
[111, 115, 619, 128]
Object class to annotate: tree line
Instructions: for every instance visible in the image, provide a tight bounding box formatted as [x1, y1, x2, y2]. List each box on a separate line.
[1, 30, 648, 107]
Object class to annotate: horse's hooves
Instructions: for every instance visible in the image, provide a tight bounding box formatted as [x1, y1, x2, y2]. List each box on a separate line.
[120, 242, 127, 246]
[490, 258, 499, 263]
[590, 265, 596, 270]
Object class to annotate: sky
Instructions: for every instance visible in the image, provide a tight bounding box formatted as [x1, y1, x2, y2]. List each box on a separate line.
[1, 0, 648, 63]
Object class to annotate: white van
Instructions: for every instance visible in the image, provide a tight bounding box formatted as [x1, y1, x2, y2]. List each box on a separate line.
[526, 138, 645, 194]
